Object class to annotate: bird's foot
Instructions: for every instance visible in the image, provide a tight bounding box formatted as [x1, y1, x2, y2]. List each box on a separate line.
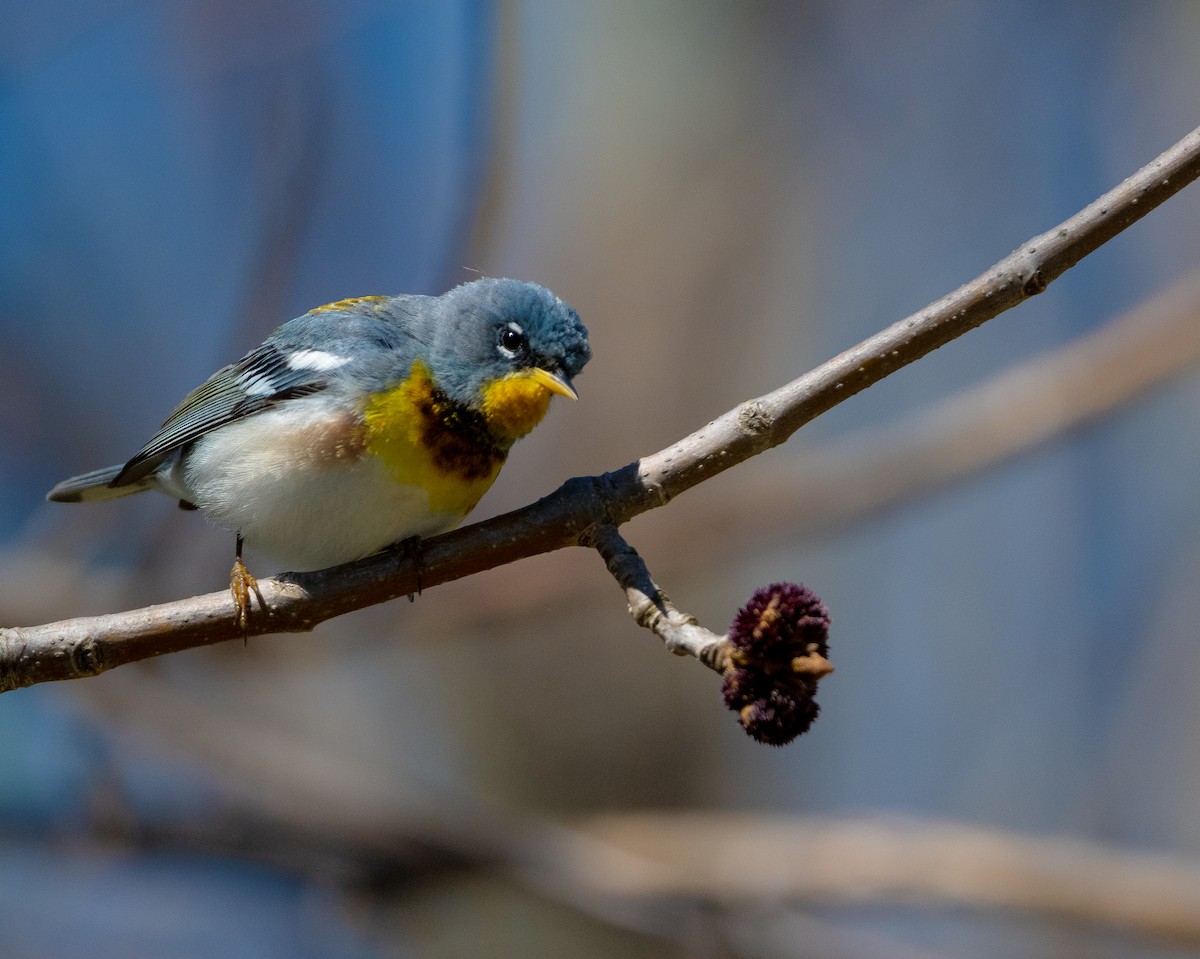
[230, 554, 263, 637]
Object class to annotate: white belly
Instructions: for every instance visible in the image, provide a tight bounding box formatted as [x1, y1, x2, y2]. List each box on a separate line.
[166, 400, 464, 571]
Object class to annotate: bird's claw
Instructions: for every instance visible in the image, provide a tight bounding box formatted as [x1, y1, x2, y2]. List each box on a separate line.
[230, 554, 263, 637]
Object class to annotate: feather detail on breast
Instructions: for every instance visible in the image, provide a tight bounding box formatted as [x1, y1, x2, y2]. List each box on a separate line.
[362, 361, 506, 516]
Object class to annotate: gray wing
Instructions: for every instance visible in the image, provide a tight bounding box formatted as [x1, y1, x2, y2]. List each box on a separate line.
[48, 294, 435, 501]
[110, 341, 331, 487]
[110, 294, 431, 488]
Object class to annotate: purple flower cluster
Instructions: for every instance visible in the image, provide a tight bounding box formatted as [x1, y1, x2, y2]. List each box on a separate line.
[722, 582, 831, 745]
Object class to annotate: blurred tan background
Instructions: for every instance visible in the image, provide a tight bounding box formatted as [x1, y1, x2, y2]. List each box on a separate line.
[4, 2, 1200, 956]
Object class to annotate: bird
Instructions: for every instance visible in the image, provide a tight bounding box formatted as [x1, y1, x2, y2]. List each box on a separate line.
[47, 278, 591, 629]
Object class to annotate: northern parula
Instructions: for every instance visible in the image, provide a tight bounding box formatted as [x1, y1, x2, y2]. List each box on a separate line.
[47, 278, 591, 626]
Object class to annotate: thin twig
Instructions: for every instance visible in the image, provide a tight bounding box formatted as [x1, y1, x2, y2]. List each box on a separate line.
[4, 125, 1200, 691]
[585, 524, 729, 671]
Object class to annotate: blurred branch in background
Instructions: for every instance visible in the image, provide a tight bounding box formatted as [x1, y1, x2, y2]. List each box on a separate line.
[3, 123, 1200, 693]
[56, 666, 1200, 950]
[569, 813, 1200, 945]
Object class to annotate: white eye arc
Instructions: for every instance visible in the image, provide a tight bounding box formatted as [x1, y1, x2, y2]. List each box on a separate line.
[498, 322, 526, 357]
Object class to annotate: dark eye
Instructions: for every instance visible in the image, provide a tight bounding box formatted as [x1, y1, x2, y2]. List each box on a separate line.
[499, 325, 525, 355]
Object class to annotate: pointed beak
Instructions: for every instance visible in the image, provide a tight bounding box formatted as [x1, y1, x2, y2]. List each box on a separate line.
[526, 366, 578, 400]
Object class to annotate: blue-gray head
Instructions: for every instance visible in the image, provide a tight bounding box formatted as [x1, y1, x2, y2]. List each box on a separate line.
[430, 279, 591, 420]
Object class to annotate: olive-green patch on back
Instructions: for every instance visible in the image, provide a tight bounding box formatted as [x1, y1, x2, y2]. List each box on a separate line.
[309, 295, 390, 315]
[362, 361, 507, 516]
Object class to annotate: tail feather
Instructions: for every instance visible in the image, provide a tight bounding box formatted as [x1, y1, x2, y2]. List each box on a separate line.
[46, 465, 154, 503]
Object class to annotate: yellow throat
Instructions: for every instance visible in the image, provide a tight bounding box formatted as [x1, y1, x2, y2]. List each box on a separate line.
[361, 362, 559, 517]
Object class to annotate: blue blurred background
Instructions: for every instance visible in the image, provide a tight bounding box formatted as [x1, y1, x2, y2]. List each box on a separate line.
[3, 1, 1200, 956]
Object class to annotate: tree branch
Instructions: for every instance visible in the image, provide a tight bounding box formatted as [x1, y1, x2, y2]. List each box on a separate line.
[6, 267, 1197, 639]
[4, 125, 1200, 692]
